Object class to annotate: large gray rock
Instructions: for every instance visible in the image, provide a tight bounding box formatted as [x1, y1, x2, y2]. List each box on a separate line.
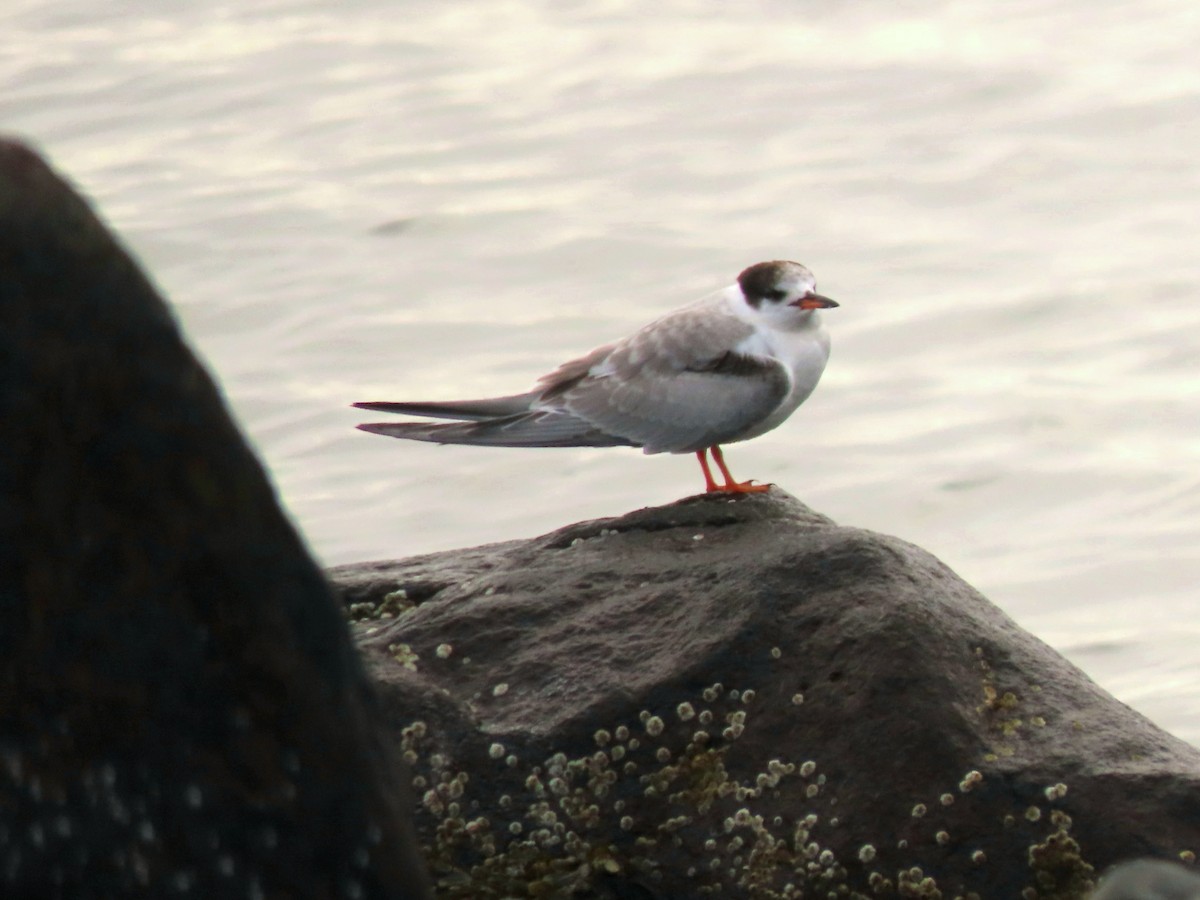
[0, 138, 430, 899]
[330, 491, 1200, 899]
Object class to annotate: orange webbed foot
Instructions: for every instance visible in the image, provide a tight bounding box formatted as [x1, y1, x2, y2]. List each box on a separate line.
[712, 480, 771, 494]
[698, 446, 772, 494]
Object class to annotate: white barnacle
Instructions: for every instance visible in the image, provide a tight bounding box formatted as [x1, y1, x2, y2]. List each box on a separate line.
[185, 785, 203, 809]
[172, 872, 194, 892]
[1043, 783, 1068, 801]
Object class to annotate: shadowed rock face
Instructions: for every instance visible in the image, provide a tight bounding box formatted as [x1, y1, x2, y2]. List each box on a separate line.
[0, 138, 430, 899]
[330, 492, 1200, 899]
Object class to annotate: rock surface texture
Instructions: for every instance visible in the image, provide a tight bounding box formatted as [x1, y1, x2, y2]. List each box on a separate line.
[0, 138, 430, 899]
[330, 491, 1200, 899]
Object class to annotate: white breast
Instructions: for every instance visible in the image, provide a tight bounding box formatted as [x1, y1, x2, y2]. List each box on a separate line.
[730, 312, 831, 442]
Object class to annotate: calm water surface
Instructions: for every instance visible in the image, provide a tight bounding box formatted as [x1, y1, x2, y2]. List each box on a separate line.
[4, 0, 1199, 742]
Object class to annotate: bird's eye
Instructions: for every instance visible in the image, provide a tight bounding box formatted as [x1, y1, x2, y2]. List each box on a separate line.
[767, 288, 787, 302]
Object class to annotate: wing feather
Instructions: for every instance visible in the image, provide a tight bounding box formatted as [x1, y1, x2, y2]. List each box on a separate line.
[357, 411, 635, 448]
[354, 293, 791, 454]
[542, 299, 792, 453]
[353, 393, 538, 422]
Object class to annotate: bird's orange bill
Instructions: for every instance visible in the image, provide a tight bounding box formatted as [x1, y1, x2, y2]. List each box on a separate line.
[794, 293, 838, 310]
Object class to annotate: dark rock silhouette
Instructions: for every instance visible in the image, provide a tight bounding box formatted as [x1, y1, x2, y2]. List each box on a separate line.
[331, 491, 1200, 899]
[0, 138, 431, 899]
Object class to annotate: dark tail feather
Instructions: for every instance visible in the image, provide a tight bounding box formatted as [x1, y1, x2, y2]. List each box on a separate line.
[356, 411, 636, 449]
[352, 391, 540, 422]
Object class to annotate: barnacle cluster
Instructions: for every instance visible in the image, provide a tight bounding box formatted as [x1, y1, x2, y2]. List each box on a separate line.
[341, 600, 1189, 898]
[394, 678, 1116, 899]
[399, 681, 859, 898]
[346, 587, 414, 623]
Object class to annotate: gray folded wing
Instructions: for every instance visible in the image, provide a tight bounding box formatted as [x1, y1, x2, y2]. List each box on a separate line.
[537, 301, 792, 454]
[354, 299, 791, 454]
[356, 411, 636, 448]
[354, 361, 634, 447]
[353, 392, 540, 422]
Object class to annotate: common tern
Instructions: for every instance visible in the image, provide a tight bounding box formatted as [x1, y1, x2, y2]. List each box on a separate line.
[354, 260, 837, 493]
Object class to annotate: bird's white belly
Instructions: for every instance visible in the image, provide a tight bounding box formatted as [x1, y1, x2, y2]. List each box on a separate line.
[730, 324, 830, 442]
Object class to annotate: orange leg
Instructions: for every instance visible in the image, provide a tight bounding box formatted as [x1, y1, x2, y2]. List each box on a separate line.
[695, 449, 721, 492]
[709, 445, 771, 494]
